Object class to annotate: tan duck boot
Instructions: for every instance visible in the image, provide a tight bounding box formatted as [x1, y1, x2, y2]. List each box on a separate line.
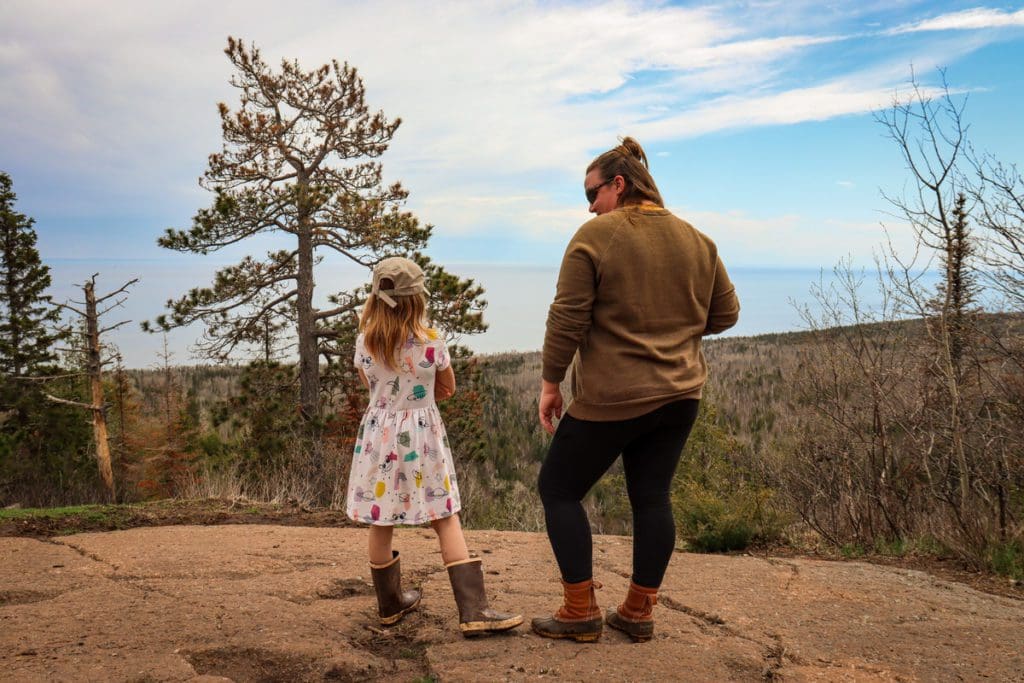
[445, 558, 524, 637]
[605, 581, 657, 642]
[531, 578, 603, 642]
[369, 551, 421, 626]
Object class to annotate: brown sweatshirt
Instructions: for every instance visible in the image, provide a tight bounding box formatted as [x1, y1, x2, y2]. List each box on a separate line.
[542, 205, 739, 421]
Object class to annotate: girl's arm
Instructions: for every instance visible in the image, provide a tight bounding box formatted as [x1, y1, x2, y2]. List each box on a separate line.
[358, 369, 370, 389]
[434, 365, 456, 400]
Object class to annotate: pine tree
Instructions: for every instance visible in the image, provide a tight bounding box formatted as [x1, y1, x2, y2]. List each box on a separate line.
[146, 38, 487, 422]
[0, 171, 61, 377]
[0, 171, 92, 505]
[931, 192, 979, 374]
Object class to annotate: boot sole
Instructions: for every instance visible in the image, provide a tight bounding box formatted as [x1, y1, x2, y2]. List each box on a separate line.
[605, 614, 653, 643]
[531, 622, 603, 642]
[379, 595, 422, 626]
[460, 614, 524, 636]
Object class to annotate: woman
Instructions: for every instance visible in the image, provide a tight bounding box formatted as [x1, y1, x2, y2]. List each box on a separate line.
[533, 137, 739, 643]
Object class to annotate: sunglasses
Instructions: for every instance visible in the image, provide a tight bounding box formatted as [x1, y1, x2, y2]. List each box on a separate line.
[585, 177, 614, 204]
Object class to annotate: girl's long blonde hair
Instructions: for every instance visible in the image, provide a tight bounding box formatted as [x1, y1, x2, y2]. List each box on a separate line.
[359, 280, 430, 370]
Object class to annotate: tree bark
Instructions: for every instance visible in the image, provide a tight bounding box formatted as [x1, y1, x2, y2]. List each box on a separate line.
[84, 280, 115, 501]
[295, 180, 320, 422]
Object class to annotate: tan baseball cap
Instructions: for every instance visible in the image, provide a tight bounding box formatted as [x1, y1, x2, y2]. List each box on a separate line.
[372, 256, 428, 308]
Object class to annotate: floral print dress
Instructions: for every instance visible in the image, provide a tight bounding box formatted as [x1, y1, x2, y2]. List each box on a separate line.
[346, 330, 462, 526]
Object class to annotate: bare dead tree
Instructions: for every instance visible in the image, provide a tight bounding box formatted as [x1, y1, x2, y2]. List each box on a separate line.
[872, 68, 1024, 561]
[785, 259, 916, 543]
[50, 275, 137, 501]
[967, 130, 1024, 546]
[780, 70, 1022, 565]
[969, 152, 1024, 311]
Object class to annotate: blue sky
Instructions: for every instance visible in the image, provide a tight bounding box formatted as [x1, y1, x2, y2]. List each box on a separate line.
[2, 1, 1023, 365]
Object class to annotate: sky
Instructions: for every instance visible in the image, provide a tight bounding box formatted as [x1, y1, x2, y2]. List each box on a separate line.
[2, 1, 1023, 366]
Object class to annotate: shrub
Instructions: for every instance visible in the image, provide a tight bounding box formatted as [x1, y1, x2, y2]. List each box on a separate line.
[672, 402, 783, 552]
[988, 540, 1024, 581]
[673, 480, 777, 552]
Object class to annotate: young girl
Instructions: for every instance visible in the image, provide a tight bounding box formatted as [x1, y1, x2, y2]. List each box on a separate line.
[346, 256, 522, 636]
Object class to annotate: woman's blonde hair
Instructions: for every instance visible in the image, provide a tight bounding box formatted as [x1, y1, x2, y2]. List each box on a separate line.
[359, 280, 430, 370]
[587, 136, 664, 208]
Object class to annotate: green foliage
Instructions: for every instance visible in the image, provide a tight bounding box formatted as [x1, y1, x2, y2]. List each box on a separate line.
[193, 432, 229, 461]
[0, 172, 98, 505]
[672, 402, 783, 552]
[0, 371, 95, 506]
[674, 481, 766, 552]
[210, 360, 303, 481]
[414, 252, 488, 351]
[840, 543, 866, 559]
[458, 479, 544, 532]
[988, 540, 1024, 581]
[861, 535, 950, 558]
[0, 503, 139, 535]
[0, 504, 105, 520]
[443, 354, 547, 531]
[439, 357, 488, 463]
[0, 171, 63, 378]
[873, 537, 908, 556]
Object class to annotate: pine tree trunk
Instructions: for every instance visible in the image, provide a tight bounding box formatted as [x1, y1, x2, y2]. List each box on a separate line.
[296, 211, 319, 422]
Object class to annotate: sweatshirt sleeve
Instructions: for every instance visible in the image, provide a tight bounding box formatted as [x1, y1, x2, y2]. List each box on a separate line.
[542, 228, 601, 383]
[704, 255, 740, 335]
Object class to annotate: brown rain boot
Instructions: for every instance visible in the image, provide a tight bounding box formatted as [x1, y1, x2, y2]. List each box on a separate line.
[605, 581, 657, 642]
[531, 578, 603, 642]
[369, 551, 421, 626]
[445, 558, 524, 637]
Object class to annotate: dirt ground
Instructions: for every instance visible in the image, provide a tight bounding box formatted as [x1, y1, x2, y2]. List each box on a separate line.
[2, 505, 1023, 681]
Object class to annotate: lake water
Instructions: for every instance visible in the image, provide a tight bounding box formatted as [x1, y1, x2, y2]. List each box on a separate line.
[47, 260, 929, 368]
[452, 264, 854, 354]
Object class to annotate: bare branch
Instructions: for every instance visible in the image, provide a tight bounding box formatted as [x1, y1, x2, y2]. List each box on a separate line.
[94, 278, 139, 304]
[54, 302, 87, 317]
[98, 320, 131, 335]
[13, 372, 87, 381]
[44, 393, 98, 411]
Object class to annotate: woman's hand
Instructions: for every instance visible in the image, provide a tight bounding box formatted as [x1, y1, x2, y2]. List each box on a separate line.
[538, 380, 563, 435]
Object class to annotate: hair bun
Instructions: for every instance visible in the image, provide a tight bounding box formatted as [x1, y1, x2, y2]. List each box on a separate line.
[618, 136, 649, 169]
[586, 135, 663, 207]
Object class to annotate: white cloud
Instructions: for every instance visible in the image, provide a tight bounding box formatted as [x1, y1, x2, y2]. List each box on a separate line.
[889, 7, 1024, 34]
[0, 0, 1018, 258]
[417, 193, 586, 241]
[631, 81, 891, 140]
[0, 1, 850, 186]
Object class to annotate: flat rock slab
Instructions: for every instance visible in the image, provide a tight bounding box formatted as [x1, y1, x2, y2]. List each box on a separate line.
[1, 526, 1022, 681]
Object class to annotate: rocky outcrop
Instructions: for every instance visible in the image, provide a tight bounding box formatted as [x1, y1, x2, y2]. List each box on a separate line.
[2, 526, 1022, 681]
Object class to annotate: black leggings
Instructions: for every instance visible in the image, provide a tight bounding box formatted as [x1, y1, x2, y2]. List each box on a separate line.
[537, 399, 700, 588]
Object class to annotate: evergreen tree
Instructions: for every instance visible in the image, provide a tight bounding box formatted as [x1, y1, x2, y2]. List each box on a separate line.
[211, 359, 299, 485]
[146, 38, 485, 427]
[0, 171, 61, 377]
[930, 192, 979, 374]
[0, 171, 92, 505]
